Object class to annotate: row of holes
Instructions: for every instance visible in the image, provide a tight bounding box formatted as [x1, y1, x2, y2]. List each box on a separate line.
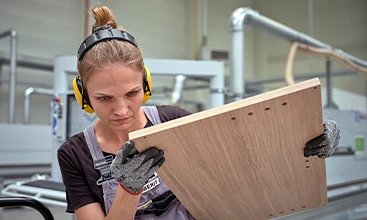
[231, 102, 288, 120]
[269, 206, 307, 217]
[268, 159, 316, 217]
[233, 86, 317, 120]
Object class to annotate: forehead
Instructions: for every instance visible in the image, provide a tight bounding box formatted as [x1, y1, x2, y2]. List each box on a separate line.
[86, 63, 143, 90]
[85, 64, 143, 95]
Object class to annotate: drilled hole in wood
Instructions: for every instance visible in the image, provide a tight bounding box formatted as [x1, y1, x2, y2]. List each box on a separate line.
[265, 107, 270, 111]
[291, 208, 295, 211]
[248, 112, 253, 116]
[269, 214, 273, 217]
[231, 116, 236, 120]
[143, 136, 147, 139]
[282, 102, 287, 106]
[279, 211, 284, 214]
[305, 160, 309, 162]
[313, 87, 317, 89]
[306, 165, 310, 168]
[302, 206, 306, 209]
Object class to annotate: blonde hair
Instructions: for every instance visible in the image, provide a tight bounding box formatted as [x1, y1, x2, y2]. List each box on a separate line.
[77, 6, 144, 90]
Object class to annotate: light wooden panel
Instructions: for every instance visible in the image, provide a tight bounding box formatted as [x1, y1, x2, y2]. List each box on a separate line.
[130, 78, 327, 220]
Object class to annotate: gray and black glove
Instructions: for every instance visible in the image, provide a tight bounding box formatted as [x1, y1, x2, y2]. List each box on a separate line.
[304, 119, 341, 159]
[110, 141, 165, 195]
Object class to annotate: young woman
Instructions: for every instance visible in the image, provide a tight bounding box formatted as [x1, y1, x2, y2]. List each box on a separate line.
[57, 5, 340, 220]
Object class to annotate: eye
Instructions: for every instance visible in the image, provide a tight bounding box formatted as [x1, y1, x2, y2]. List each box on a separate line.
[127, 91, 139, 97]
[98, 96, 110, 101]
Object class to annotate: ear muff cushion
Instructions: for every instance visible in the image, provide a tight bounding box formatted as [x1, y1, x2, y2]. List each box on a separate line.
[143, 65, 152, 103]
[72, 76, 94, 114]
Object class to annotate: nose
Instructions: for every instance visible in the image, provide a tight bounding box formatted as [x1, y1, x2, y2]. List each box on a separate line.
[113, 98, 129, 116]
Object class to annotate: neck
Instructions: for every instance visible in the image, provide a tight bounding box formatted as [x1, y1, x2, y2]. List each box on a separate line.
[95, 108, 147, 153]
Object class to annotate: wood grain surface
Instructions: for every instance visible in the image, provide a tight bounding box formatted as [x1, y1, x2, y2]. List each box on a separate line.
[130, 78, 327, 220]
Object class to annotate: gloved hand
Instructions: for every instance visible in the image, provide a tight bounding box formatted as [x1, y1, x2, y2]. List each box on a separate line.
[304, 119, 341, 159]
[110, 141, 165, 195]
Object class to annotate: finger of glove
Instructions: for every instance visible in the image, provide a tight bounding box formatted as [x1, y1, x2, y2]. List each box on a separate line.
[115, 141, 137, 165]
[304, 147, 322, 157]
[152, 157, 165, 169]
[150, 150, 164, 167]
[139, 147, 160, 164]
[306, 133, 327, 149]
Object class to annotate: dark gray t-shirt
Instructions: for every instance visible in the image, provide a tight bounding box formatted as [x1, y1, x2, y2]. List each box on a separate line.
[57, 105, 191, 213]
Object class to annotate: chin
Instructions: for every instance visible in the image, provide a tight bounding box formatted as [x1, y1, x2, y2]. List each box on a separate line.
[109, 122, 133, 131]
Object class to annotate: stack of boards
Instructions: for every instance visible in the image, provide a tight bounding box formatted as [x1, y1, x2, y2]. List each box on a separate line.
[130, 78, 327, 220]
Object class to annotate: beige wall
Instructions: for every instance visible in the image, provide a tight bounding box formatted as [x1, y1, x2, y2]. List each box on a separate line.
[0, 0, 366, 124]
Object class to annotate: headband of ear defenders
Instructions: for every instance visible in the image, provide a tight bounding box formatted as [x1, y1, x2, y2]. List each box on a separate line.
[77, 29, 138, 61]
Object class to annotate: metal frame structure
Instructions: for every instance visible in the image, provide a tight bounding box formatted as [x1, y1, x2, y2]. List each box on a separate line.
[1, 181, 66, 208]
[0, 29, 18, 124]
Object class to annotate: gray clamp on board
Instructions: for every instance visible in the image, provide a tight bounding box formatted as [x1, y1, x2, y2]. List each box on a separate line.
[94, 155, 114, 185]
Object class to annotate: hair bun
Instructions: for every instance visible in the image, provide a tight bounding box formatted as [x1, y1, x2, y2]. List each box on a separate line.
[91, 6, 118, 33]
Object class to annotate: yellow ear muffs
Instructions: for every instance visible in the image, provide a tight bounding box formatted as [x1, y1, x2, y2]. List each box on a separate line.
[143, 65, 152, 103]
[72, 76, 94, 113]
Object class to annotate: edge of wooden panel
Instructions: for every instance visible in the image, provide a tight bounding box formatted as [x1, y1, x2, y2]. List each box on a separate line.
[129, 77, 321, 140]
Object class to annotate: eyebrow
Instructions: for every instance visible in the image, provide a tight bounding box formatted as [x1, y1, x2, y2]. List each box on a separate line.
[92, 86, 142, 96]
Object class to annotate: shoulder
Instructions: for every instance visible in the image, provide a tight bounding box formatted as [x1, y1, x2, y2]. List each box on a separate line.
[58, 132, 86, 155]
[57, 131, 90, 168]
[156, 105, 192, 122]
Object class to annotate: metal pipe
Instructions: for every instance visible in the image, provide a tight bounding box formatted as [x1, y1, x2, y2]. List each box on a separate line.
[170, 75, 187, 104]
[230, 26, 244, 101]
[0, 197, 55, 220]
[0, 78, 54, 89]
[229, 7, 367, 100]
[0, 29, 18, 124]
[245, 69, 357, 85]
[24, 87, 54, 124]
[0, 63, 3, 104]
[325, 59, 338, 109]
[0, 53, 53, 71]
[327, 178, 367, 190]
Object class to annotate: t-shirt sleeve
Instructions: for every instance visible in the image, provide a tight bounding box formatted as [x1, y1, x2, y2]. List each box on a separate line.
[57, 139, 99, 213]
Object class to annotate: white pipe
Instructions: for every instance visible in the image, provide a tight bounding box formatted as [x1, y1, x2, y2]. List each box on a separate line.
[229, 8, 367, 100]
[0, 53, 53, 71]
[230, 30, 245, 100]
[210, 64, 225, 108]
[0, 29, 18, 124]
[24, 87, 54, 124]
[170, 75, 186, 104]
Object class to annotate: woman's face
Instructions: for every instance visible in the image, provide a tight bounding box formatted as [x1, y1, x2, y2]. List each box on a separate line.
[86, 63, 144, 131]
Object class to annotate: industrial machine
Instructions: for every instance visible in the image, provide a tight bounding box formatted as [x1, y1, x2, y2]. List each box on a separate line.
[1, 6, 367, 220]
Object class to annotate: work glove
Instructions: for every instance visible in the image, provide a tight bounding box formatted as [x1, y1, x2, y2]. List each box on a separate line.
[304, 119, 341, 159]
[110, 141, 165, 195]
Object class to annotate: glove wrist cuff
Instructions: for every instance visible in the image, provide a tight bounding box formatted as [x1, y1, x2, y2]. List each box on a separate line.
[118, 183, 143, 196]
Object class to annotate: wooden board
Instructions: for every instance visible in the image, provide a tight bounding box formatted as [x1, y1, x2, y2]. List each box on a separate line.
[130, 78, 327, 220]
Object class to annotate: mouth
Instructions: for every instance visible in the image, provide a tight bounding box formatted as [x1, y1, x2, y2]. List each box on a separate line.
[112, 117, 130, 124]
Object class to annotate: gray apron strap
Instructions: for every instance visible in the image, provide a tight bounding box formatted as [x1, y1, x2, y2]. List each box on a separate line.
[142, 106, 162, 125]
[83, 124, 118, 215]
